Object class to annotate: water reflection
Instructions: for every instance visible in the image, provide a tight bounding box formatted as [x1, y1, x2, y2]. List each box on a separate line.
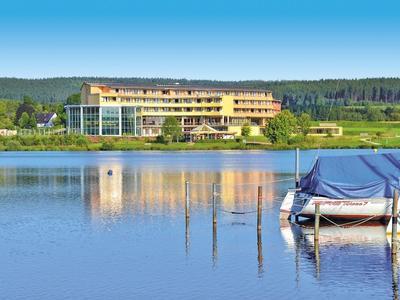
[212, 223, 217, 268]
[257, 229, 263, 277]
[79, 165, 278, 220]
[280, 220, 399, 297]
[185, 216, 190, 256]
[2, 151, 400, 299]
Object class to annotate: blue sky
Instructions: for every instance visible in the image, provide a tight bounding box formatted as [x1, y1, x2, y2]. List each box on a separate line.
[0, 0, 399, 80]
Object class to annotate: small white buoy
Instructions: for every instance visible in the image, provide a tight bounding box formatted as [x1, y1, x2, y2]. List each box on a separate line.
[373, 148, 378, 153]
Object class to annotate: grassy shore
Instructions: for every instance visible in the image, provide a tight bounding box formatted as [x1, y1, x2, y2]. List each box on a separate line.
[1, 121, 400, 151]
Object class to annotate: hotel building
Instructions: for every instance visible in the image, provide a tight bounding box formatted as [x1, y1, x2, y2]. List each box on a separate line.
[66, 82, 281, 137]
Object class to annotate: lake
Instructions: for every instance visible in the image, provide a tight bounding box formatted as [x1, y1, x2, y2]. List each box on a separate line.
[0, 149, 398, 299]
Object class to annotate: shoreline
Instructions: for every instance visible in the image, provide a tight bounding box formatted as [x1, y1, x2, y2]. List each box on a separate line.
[0, 143, 390, 152]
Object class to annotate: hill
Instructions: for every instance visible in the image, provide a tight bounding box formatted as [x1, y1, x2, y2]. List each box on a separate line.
[1, 77, 400, 106]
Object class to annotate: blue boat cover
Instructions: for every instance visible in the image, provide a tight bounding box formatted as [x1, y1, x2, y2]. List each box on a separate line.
[300, 153, 400, 199]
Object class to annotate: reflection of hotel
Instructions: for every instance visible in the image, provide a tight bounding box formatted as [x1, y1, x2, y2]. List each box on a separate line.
[81, 165, 277, 219]
[66, 82, 281, 137]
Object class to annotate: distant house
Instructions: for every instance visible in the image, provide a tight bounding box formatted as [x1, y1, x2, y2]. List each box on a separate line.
[308, 123, 343, 136]
[36, 113, 58, 127]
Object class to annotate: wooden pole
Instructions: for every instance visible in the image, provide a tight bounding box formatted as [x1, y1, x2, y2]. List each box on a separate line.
[295, 148, 300, 188]
[212, 183, 217, 225]
[257, 186, 262, 231]
[392, 190, 399, 254]
[392, 250, 399, 300]
[257, 227, 263, 276]
[314, 203, 320, 243]
[185, 181, 190, 220]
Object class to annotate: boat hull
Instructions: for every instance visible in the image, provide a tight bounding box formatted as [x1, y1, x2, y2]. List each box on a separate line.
[280, 190, 392, 221]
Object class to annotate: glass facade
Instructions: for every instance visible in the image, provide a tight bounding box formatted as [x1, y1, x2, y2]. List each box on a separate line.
[101, 107, 120, 136]
[66, 105, 141, 136]
[83, 107, 99, 135]
[121, 107, 141, 136]
[68, 107, 81, 134]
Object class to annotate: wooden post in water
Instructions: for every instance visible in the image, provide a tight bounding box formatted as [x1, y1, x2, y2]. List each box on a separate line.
[392, 190, 399, 254]
[295, 148, 300, 188]
[257, 186, 262, 231]
[257, 227, 263, 276]
[314, 202, 321, 279]
[185, 181, 190, 220]
[212, 183, 217, 225]
[314, 202, 320, 244]
[392, 250, 399, 300]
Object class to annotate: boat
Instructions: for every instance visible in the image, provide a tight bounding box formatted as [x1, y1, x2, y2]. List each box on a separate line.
[280, 152, 400, 222]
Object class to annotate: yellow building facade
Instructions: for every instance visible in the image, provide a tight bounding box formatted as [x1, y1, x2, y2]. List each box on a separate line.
[66, 82, 281, 137]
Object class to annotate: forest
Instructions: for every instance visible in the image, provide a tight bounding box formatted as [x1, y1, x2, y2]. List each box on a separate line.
[1, 77, 400, 122]
[0, 77, 400, 103]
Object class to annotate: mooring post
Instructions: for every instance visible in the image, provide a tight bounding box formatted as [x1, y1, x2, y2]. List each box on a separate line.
[392, 190, 399, 254]
[314, 202, 320, 244]
[185, 181, 190, 220]
[212, 183, 217, 225]
[257, 227, 263, 276]
[212, 222, 217, 267]
[295, 148, 300, 188]
[257, 186, 263, 231]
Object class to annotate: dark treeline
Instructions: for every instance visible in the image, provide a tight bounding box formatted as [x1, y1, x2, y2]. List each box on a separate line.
[1, 77, 400, 103]
[1, 77, 400, 121]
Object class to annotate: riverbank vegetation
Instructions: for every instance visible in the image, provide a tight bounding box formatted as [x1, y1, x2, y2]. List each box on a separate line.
[1, 119, 399, 151]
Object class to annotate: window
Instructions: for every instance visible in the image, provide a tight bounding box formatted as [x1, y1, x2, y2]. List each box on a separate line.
[122, 107, 141, 136]
[68, 107, 81, 134]
[102, 107, 119, 136]
[82, 107, 99, 135]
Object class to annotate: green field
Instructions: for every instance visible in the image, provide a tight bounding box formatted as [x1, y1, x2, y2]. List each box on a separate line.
[336, 121, 400, 136]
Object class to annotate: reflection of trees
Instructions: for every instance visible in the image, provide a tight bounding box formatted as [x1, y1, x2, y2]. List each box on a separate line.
[0, 168, 80, 189]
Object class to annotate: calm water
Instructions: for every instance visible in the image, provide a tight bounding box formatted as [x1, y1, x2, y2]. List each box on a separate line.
[0, 149, 399, 299]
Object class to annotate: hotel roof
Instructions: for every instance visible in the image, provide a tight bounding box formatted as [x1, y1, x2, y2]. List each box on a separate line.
[83, 82, 272, 93]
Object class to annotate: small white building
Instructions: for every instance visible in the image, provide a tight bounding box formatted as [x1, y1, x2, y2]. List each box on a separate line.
[36, 113, 57, 128]
[308, 123, 343, 136]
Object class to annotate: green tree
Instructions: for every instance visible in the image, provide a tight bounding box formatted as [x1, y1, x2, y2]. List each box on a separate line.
[15, 102, 35, 124]
[366, 106, 385, 121]
[265, 110, 297, 144]
[22, 95, 34, 105]
[161, 116, 182, 143]
[19, 112, 31, 129]
[29, 114, 37, 128]
[66, 93, 81, 105]
[54, 103, 66, 126]
[241, 122, 251, 137]
[297, 113, 311, 136]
